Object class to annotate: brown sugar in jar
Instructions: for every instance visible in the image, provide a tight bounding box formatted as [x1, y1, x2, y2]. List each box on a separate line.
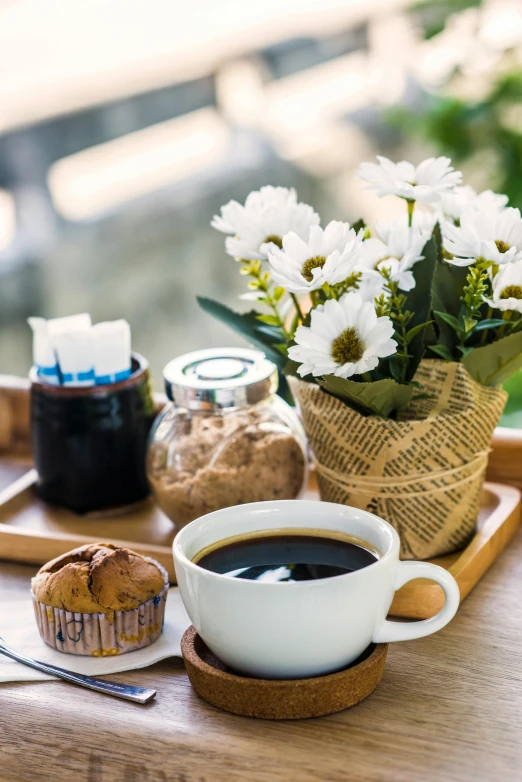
[147, 349, 308, 528]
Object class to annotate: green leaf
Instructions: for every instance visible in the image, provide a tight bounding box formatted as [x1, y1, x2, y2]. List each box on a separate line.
[387, 355, 403, 383]
[429, 344, 454, 361]
[472, 319, 506, 331]
[432, 242, 468, 358]
[276, 371, 294, 406]
[401, 237, 437, 381]
[318, 375, 414, 418]
[352, 218, 366, 234]
[462, 330, 522, 385]
[197, 297, 287, 370]
[463, 316, 477, 333]
[406, 321, 433, 344]
[273, 286, 285, 302]
[284, 358, 309, 380]
[434, 310, 460, 331]
[256, 314, 281, 326]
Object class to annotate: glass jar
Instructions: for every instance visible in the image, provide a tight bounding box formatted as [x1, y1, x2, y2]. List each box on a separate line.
[147, 348, 308, 528]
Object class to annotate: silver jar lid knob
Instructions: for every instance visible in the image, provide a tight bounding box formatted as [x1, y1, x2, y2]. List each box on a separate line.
[163, 348, 279, 410]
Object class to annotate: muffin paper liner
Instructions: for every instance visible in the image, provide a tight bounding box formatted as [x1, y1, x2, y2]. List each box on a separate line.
[32, 561, 169, 656]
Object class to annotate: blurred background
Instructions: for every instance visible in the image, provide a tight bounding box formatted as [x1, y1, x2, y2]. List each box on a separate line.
[2, 0, 522, 423]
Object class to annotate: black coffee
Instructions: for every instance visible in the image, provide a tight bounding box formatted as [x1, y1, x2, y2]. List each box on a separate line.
[195, 532, 378, 582]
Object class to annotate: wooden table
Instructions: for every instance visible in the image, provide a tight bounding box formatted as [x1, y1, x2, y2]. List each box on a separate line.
[2, 531, 522, 782]
[1, 405, 521, 782]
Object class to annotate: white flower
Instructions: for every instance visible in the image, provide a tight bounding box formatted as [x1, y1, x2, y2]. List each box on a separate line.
[485, 260, 522, 313]
[288, 292, 397, 379]
[439, 185, 509, 222]
[356, 271, 385, 302]
[356, 221, 430, 292]
[358, 156, 462, 203]
[212, 186, 320, 261]
[267, 221, 363, 294]
[443, 206, 522, 266]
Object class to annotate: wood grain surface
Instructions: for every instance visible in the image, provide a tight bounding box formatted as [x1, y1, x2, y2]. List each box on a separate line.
[2, 532, 522, 782]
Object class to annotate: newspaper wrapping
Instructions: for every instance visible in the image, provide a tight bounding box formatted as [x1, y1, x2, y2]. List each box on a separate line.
[289, 360, 507, 559]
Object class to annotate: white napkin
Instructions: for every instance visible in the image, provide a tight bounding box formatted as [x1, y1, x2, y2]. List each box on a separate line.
[0, 588, 190, 683]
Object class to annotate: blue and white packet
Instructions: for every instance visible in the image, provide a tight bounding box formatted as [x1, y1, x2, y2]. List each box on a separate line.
[92, 320, 132, 385]
[28, 317, 60, 385]
[47, 313, 95, 387]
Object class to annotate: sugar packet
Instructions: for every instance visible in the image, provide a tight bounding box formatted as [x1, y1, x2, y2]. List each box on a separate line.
[91, 320, 132, 384]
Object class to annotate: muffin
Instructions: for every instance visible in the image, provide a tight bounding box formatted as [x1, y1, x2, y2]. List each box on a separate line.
[31, 543, 168, 656]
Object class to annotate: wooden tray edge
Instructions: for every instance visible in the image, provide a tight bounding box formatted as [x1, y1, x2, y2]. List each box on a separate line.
[0, 470, 176, 580]
[1, 469, 520, 617]
[390, 482, 521, 619]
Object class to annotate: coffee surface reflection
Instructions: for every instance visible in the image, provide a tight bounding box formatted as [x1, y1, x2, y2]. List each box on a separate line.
[195, 531, 379, 582]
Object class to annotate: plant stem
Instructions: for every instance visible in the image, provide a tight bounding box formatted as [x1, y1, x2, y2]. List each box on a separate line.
[290, 293, 304, 324]
[480, 306, 493, 345]
[243, 260, 289, 340]
[498, 311, 512, 340]
[379, 268, 413, 382]
[406, 199, 415, 228]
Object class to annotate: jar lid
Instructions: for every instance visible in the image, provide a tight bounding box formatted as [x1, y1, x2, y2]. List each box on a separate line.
[163, 348, 279, 410]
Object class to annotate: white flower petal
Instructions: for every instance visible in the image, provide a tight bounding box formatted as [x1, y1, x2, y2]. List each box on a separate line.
[212, 186, 319, 260]
[290, 292, 397, 379]
[358, 156, 462, 203]
[267, 222, 362, 293]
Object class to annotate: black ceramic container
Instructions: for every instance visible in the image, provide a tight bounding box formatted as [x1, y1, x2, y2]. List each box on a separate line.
[30, 353, 156, 514]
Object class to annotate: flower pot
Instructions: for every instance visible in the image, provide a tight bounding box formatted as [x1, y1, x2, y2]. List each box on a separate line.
[289, 359, 507, 560]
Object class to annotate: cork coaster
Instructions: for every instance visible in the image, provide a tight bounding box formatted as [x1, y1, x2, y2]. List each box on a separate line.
[181, 626, 388, 720]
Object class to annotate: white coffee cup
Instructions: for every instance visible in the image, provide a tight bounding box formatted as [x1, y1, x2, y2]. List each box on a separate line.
[173, 500, 460, 679]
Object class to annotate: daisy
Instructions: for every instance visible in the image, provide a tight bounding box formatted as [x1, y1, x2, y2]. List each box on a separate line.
[267, 221, 363, 294]
[443, 206, 522, 266]
[212, 186, 320, 261]
[357, 221, 430, 291]
[288, 292, 397, 379]
[358, 156, 462, 203]
[356, 271, 386, 302]
[485, 260, 522, 314]
[439, 185, 509, 222]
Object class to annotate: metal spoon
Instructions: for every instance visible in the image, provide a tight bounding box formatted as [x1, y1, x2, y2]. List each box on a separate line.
[0, 636, 156, 704]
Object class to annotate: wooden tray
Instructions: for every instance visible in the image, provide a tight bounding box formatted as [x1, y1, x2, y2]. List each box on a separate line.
[0, 374, 520, 619]
[0, 466, 519, 619]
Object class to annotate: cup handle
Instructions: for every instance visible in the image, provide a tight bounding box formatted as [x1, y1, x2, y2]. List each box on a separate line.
[372, 561, 460, 644]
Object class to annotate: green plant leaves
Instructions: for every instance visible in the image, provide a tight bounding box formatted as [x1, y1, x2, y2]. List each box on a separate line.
[400, 236, 437, 381]
[434, 310, 460, 331]
[462, 330, 522, 386]
[472, 318, 506, 331]
[430, 344, 454, 361]
[197, 297, 286, 370]
[318, 375, 414, 418]
[430, 238, 468, 359]
[352, 218, 366, 234]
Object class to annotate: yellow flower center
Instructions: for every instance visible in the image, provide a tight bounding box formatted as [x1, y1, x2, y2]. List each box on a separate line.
[264, 235, 283, 248]
[331, 327, 365, 365]
[495, 239, 511, 254]
[500, 285, 522, 300]
[301, 255, 326, 282]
